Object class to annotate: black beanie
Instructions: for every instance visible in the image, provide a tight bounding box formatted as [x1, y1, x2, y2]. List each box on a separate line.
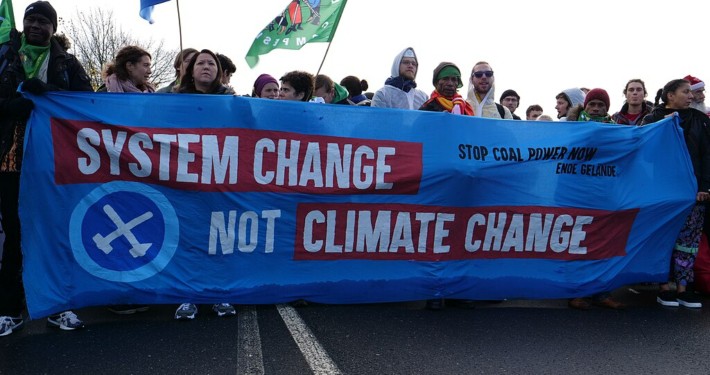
[25, 1, 57, 32]
[499, 89, 520, 103]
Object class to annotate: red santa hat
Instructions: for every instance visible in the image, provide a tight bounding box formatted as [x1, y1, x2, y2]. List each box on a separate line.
[684, 75, 705, 91]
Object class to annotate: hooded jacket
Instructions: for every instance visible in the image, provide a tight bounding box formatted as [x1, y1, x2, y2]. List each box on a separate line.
[557, 88, 586, 121]
[466, 80, 512, 119]
[370, 47, 428, 110]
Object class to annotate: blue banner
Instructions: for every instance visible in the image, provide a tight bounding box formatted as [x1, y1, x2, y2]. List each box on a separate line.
[20, 91, 695, 318]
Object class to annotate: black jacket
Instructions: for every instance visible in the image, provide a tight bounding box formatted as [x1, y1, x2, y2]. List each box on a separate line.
[0, 29, 92, 170]
[642, 107, 710, 191]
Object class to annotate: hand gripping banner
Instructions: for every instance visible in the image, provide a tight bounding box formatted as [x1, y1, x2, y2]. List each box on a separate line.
[19, 91, 695, 318]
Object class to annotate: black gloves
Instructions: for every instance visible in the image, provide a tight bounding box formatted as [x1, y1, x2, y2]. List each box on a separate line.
[1, 97, 34, 120]
[22, 78, 50, 95]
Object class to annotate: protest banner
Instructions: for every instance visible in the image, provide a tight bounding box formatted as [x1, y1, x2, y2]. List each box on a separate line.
[20, 91, 694, 318]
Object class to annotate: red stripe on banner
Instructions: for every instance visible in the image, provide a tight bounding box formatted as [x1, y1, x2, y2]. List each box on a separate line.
[51, 119, 422, 194]
[294, 203, 638, 261]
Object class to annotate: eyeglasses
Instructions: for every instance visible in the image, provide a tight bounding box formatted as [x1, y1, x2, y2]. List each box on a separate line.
[472, 71, 494, 78]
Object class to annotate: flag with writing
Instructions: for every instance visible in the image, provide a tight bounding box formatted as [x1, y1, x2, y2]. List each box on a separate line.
[0, 0, 14, 44]
[245, 0, 347, 68]
[139, 0, 171, 23]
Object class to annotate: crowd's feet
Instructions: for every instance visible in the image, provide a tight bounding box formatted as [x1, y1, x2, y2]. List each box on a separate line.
[0, 315, 24, 337]
[657, 290, 702, 308]
[47, 311, 85, 330]
[175, 303, 237, 320]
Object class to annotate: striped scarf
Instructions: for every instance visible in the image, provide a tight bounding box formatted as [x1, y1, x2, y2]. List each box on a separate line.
[430, 91, 473, 115]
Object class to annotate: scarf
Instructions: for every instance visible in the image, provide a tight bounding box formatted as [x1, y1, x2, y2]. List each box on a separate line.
[429, 90, 473, 115]
[578, 110, 615, 123]
[105, 74, 156, 93]
[384, 76, 417, 93]
[19, 34, 50, 80]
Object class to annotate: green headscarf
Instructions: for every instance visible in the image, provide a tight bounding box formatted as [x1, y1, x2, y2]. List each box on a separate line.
[436, 65, 463, 88]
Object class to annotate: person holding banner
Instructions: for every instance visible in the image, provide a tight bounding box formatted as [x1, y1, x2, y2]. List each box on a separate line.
[642, 79, 710, 308]
[174, 49, 234, 95]
[566, 88, 624, 310]
[0, 0, 93, 336]
[172, 48, 236, 320]
[97, 44, 155, 315]
[371, 47, 428, 110]
[99, 45, 155, 93]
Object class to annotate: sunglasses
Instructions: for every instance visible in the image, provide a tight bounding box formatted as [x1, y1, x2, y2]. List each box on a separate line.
[472, 71, 494, 78]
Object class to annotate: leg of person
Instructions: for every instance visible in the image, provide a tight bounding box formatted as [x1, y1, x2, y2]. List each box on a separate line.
[0, 172, 25, 336]
[673, 204, 704, 308]
[675, 251, 702, 308]
[591, 292, 624, 309]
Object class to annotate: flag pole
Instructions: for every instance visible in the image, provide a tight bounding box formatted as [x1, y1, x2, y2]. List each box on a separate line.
[314, 0, 347, 77]
[315, 42, 332, 77]
[175, 0, 184, 53]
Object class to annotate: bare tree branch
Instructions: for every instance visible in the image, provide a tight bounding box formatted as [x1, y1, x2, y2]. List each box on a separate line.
[64, 8, 177, 90]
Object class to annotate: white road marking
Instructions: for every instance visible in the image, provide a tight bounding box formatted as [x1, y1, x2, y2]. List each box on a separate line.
[277, 304, 342, 375]
[237, 306, 265, 375]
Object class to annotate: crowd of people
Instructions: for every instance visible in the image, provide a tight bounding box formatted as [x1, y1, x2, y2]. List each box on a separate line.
[1, 1, 709, 336]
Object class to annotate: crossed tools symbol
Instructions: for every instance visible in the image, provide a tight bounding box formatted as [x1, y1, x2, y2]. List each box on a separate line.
[91, 204, 154, 258]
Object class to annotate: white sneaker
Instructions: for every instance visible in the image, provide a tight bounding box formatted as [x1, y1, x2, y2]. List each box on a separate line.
[174, 303, 197, 320]
[47, 311, 84, 331]
[0, 316, 24, 337]
[212, 303, 236, 317]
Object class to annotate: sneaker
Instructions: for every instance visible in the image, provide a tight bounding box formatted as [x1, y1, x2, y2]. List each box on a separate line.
[174, 303, 197, 320]
[677, 291, 703, 308]
[47, 311, 84, 331]
[0, 316, 24, 337]
[107, 305, 150, 315]
[657, 290, 680, 307]
[212, 303, 236, 317]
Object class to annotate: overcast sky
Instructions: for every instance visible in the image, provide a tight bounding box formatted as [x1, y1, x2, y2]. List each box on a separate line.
[14, 0, 710, 117]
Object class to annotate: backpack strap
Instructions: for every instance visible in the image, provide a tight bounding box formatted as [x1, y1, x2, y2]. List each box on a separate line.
[496, 103, 506, 118]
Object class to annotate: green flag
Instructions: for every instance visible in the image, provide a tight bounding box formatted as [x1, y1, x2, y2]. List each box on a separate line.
[0, 0, 15, 44]
[245, 0, 347, 68]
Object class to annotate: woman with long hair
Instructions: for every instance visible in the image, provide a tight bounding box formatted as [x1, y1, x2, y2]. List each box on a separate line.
[173, 48, 236, 321]
[642, 78, 710, 308]
[101, 45, 155, 93]
[174, 49, 234, 95]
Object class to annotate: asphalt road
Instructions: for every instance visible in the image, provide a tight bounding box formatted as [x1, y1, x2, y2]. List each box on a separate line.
[2, 284, 710, 375]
